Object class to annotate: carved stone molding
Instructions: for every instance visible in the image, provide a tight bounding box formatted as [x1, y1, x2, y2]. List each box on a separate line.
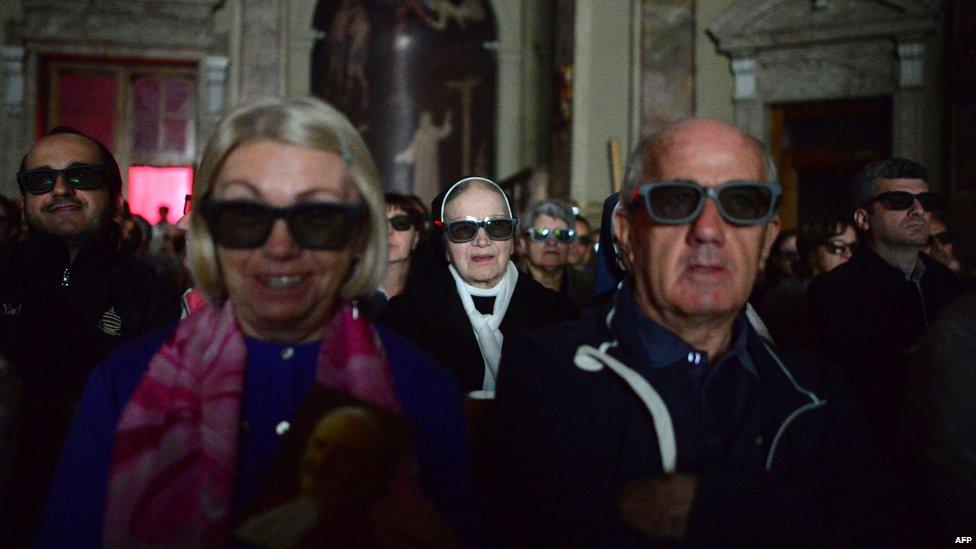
[708, 0, 943, 159]
[758, 40, 897, 102]
[13, 0, 225, 52]
[709, 0, 947, 212]
[709, 0, 941, 57]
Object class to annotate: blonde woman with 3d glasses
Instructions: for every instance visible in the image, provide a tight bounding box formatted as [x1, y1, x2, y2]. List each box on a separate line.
[39, 97, 479, 547]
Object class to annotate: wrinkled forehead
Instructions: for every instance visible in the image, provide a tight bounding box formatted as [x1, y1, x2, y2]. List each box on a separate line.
[646, 131, 766, 185]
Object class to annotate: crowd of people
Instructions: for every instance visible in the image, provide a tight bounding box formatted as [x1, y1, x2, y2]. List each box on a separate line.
[0, 95, 972, 547]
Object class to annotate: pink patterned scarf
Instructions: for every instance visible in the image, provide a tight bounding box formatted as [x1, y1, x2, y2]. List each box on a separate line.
[104, 300, 404, 547]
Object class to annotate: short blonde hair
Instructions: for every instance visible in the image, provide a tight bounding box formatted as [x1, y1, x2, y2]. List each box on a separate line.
[188, 96, 386, 302]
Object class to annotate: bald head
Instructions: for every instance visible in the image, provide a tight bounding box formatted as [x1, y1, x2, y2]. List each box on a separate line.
[622, 118, 770, 205]
[612, 117, 781, 354]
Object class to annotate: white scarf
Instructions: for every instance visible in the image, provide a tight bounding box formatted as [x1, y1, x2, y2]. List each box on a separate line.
[448, 261, 519, 393]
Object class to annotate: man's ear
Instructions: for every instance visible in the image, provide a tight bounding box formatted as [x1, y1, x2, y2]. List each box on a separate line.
[853, 208, 869, 232]
[113, 194, 125, 221]
[612, 207, 638, 270]
[759, 215, 781, 269]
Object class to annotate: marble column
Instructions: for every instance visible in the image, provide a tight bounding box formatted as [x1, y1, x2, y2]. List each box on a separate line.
[638, 0, 694, 138]
[892, 41, 926, 166]
[238, 0, 283, 103]
[1, 46, 26, 198]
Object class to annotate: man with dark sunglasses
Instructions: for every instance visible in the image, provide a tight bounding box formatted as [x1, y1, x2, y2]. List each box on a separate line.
[807, 157, 961, 452]
[568, 215, 594, 268]
[489, 118, 891, 546]
[516, 199, 592, 307]
[923, 216, 960, 273]
[0, 127, 179, 542]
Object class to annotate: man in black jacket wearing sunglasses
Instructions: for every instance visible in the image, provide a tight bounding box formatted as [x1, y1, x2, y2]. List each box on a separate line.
[807, 158, 961, 453]
[0, 127, 179, 543]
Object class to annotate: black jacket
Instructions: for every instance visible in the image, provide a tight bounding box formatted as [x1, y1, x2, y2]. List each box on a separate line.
[0, 226, 180, 541]
[377, 263, 579, 392]
[487, 289, 893, 546]
[902, 290, 976, 533]
[806, 247, 961, 448]
[0, 227, 180, 400]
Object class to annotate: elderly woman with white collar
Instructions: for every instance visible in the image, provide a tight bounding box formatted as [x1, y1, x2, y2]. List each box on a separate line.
[379, 177, 578, 396]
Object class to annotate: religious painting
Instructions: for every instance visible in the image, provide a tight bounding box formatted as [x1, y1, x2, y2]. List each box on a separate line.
[235, 386, 416, 547]
[312, 0, 497, 206]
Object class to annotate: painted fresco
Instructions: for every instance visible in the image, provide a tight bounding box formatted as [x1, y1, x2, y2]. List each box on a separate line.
[312, 0, 497, 205]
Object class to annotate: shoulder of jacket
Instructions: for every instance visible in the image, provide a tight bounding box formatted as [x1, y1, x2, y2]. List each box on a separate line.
[504, 319, 601, 373]
[516, 274, 578, 311]
[808, 259, 862, 294]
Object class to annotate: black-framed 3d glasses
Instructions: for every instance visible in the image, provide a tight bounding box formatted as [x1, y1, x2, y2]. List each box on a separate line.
[17, 164, 107, 195]
[525, 227, 576, 243]
[862, 191, 942, 212]
[573, 235, 593, 247]
[201, 199, 364, 250]
[631, 180, 781, 226]
[436, 216, 518, 243]
[388, 214, 414, 232]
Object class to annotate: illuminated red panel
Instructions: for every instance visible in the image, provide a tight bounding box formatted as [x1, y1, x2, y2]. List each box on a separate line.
[127, 166, 193, 225]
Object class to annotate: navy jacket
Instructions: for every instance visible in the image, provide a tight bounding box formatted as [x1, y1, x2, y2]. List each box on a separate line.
[488, 288, 890, 546]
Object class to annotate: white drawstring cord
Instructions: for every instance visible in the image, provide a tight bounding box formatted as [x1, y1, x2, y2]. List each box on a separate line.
[573, 343, 677, 473]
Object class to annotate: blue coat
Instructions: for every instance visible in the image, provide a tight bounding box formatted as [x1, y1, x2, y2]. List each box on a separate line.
[38, 323, 480, 548]
[487, 288, 895, 546]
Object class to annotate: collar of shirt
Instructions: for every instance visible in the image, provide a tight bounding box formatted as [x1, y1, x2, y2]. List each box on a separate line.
[616, 285, 758, 378]
[858, 246, 925, 284]
[906, 256, 927, 284]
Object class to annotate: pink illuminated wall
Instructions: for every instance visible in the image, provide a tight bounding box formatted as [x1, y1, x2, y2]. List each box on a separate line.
[127, 166, 194, 224]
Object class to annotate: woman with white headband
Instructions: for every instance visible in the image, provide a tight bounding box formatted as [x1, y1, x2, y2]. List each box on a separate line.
[379, 177, 578, 397]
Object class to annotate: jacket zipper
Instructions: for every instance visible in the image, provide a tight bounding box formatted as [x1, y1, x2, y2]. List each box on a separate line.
[62, 266, 71, 287]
